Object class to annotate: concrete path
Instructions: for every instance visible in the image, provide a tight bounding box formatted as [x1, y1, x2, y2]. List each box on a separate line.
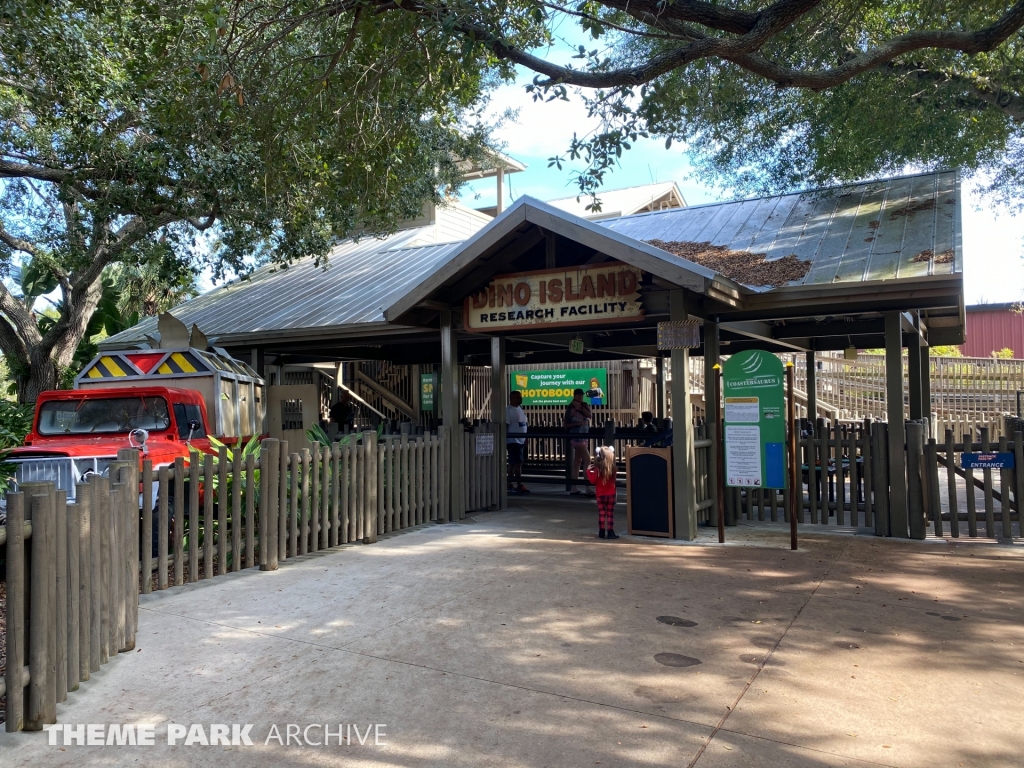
[2, 495, 1023, 767]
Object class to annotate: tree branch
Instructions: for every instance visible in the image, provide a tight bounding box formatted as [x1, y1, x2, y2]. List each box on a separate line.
[0, 221, 38, 256]
[423, 0, 1024, 90]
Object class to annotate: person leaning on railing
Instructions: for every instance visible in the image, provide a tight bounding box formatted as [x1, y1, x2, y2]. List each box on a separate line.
[564, 389, 594, 497]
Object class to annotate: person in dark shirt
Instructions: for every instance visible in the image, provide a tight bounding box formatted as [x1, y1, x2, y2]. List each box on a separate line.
[330, 392, 355, 429]
[564, 389, 593, 496]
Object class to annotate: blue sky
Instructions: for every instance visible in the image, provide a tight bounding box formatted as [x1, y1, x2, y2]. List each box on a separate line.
[458, 77, 1024, 307]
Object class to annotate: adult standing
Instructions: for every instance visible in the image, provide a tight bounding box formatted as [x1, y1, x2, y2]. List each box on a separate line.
[564, 388, 593, 496]
[506, 390, 530, 495]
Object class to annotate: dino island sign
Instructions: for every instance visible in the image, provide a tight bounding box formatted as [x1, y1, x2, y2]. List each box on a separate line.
[463, 262, 644, 333]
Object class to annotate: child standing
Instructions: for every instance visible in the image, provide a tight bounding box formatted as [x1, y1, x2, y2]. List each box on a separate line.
[585, 446, 619, 539]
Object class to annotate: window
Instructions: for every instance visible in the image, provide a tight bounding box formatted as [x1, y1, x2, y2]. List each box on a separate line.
[38, 397, 171, 435]
[173, 403, 207, 439]
[281, 399, 303, 430]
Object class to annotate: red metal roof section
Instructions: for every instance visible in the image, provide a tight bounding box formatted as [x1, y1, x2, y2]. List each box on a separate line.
[124, 352, 165, 373]
[963, 306, 1024, 358]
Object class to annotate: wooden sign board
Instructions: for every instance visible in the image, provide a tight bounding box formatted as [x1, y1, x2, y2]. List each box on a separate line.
[625, 446, 674, 538]
[464, 262, 644, 333]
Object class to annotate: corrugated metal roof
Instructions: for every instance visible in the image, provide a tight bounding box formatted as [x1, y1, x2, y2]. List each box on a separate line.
[545, 182, 686, 220]
[103, 170, 962, 349]
[598, 170, 961, 286]
[102, 227, 463, 347]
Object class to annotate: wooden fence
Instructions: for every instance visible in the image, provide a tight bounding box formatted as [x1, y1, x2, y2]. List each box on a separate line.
[462, 423, 500, 512]
[3, 451, 141, 732]
[2, 430, 451, 732]
[723, 419, 1022, 541]
[792, 353, 1024, 439]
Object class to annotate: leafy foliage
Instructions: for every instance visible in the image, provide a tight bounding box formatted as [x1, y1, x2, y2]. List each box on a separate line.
[1, 0, 499, 400]
[221, 1, 1024, 204]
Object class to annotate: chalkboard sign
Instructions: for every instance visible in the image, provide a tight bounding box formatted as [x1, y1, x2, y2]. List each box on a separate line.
[626, 447, 674, 538]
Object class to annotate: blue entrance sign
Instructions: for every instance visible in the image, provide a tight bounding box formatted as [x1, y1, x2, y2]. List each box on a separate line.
[961, 452, 1015, 470]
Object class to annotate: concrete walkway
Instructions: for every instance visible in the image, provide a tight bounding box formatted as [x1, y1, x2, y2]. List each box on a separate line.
[2, 494, 1023, 767]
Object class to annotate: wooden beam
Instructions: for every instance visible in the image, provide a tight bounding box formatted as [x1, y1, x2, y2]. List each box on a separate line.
[885, 311, 908, 538]
[670, 289, 698, 541]
[444, 228, 545, 302]
[719, 320, 810, 351]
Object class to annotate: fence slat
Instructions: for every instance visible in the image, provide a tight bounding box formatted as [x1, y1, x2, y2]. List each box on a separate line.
[173, 457, 185, 586]
[55, 490, 68, 703]
[945, 430, 959, 538]
[76, 483, 92, 683]
[300, 448, 310, 555]
[964, 432, 978, 537]
[330, 443, 341, 547]
[5, 493, 26, 732]
[141, 460, 153, 595]
[278, 441, 289, 563]
[246, 453, 256, 568]
[321, 444, 330, 549]
[999, 435, 1013, 539]
[189, 456, 200, 583]
[982, 427, 995, 537]
[26, 491, 52, 730]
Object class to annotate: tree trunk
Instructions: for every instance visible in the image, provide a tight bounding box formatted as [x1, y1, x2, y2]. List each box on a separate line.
[20, 352, 59, 404]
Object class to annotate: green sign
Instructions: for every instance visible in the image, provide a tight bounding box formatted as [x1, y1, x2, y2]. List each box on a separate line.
[420, 373, 436, 412]
[509, 368, 607, 406]
[721, 350, 786, 489]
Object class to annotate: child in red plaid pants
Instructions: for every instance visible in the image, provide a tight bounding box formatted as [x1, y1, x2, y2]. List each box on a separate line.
[585, 446, 619, 539]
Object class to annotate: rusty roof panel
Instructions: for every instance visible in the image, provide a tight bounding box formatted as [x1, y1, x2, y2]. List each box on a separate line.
[600, 170, 961, 288]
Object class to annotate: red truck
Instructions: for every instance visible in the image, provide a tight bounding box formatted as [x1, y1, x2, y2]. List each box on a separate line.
[8, 346, 264, 500]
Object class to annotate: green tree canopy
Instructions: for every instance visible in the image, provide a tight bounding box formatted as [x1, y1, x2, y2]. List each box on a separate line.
[225, 1, 1024, 201]
[1, 0, 499, 400]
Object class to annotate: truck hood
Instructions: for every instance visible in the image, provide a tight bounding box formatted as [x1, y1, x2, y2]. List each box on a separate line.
[11, 434, 176, 458]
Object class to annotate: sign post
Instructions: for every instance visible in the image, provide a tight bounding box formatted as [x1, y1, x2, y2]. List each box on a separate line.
[722, 350, 787, 490]
[786, 361, 798, 550]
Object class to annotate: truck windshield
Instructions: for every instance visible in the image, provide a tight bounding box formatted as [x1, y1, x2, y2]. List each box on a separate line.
[37, 397, 171, 435]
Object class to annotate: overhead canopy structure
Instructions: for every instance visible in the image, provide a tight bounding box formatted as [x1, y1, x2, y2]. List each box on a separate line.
[102, 170, 963, 362]
[102, 169, 964, 541]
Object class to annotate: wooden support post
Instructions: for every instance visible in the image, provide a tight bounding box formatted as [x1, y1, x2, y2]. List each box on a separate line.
[704, 320, 720, 528]
[786, 364, 798, 549]
[492, 335, 508, 510]
[670, 289, 697, 540]
[884, 311, 909, 537]
[805, 350, 817, 421]
[908, 318, 924, 422]
[441, 308, 463, 522]
[655, 356, 666, 420]
[246, 453, 256, 566]
[921, 345, 933, 438]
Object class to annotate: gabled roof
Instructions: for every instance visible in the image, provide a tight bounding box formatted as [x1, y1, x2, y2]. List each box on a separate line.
[102, 171, 964, 350]
[102, 227, 463, 348]
[383, 194, 734, 323]
[600, 170, 961, 285]
[545, 181, 686, 220]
